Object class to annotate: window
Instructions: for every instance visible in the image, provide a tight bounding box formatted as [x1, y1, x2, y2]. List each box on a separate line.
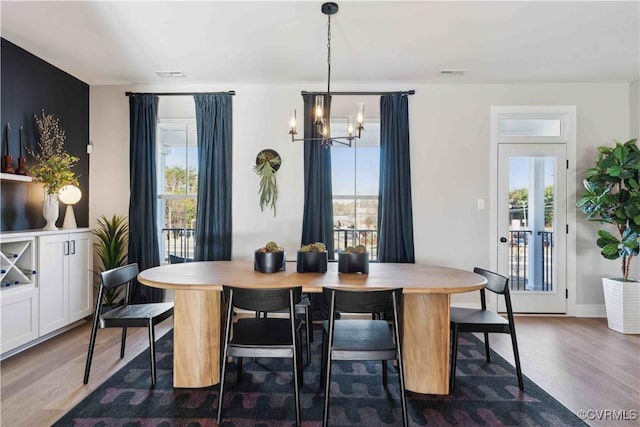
[157, 120, 198, 262]
[331, 119, 380, 259]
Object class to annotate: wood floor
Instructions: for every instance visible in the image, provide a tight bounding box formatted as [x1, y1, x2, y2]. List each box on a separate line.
[1, 316, 638, 426]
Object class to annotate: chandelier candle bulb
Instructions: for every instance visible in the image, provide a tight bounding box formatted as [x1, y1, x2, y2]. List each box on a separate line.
[347, 116, 354, 136]
[314, 96, 324, 124]
[289, 110, 297, 134]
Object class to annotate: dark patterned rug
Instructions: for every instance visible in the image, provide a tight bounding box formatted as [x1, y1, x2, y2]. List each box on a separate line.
[55, 326, 586, 426]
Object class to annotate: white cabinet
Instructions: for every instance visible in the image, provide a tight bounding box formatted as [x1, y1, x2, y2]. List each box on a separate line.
[38, 231, 92, 335]
[0, 237, 39, 352]
[0, 229, 93, 357]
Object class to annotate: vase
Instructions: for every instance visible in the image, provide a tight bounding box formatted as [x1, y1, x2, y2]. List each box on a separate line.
[338, 252, 369, 274]
[254, 251, 286, 273]
[42, 192, 59, 231]
[296, 251, 328, 273]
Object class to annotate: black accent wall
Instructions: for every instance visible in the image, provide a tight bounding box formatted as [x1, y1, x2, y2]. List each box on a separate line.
[1, 38, 89, 232]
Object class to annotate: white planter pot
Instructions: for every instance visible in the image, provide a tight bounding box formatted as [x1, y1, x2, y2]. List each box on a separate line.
[602, 277, 640, 334]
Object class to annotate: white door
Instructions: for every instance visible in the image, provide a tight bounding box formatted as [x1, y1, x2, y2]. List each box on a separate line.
[38, 234, 69, 334]
[497, 143, 567, 313]
[68, 232, 92, 322]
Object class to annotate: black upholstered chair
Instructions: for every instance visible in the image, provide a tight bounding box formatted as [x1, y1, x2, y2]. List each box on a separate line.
[217, 285, 303, 426]
[321, 287, 407, 427]
[83, 263, 174, 386]
[450, 267, 524, 391]
[168, 254, 193, 264]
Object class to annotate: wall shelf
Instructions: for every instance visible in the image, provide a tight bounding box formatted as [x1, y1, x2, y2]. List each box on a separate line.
[0, 173, 34, 183]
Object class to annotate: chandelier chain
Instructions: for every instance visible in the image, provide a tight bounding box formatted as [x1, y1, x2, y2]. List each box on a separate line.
[327, 14, 331, 95]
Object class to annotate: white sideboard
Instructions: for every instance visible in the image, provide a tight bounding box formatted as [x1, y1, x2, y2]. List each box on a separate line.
[0, 228, 93, 358]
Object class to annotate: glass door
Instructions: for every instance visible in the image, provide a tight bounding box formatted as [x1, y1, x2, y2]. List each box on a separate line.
[497, 143, 567, 313]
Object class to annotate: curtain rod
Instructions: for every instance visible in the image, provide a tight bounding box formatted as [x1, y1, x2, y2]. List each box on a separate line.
[301, 90, 415, 96]
[125, 91, 235, 96]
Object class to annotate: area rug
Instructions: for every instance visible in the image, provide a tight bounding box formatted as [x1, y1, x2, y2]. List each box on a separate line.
[54, 326, 586, 426]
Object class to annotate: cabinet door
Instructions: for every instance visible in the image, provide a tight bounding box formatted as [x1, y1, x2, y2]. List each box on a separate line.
[38, 234, 69, 335]
[1, 286, 39, 353]
[68, 232, 93, 322]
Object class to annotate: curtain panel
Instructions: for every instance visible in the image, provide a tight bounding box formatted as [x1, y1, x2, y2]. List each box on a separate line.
[301, 94, 335, 259]
[377, 94, 415, 263]
[193, 94, 233, 261]
[128, 94, 164, 303]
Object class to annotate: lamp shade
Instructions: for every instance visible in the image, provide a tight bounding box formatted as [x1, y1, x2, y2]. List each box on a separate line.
[58, 185, 82, 205]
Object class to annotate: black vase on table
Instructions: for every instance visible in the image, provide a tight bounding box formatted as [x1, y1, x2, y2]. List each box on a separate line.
[254, 251, 286, 273]
[338, 252, 369, 274]
[296, 251, 328, 273]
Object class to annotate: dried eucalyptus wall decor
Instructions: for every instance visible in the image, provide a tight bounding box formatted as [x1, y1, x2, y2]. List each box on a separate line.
[253, 149, 281, 216]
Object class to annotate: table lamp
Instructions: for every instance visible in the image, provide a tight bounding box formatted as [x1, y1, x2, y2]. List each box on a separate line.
[58, 185, 82, 229]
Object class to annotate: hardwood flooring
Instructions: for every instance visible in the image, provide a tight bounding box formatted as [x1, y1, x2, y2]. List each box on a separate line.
[1, 317, 638, 426]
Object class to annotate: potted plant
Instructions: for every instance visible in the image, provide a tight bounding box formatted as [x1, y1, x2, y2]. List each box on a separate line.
[93, 214, 129, 307]
[27, 110, 79, 230]
[254, 241, 286, 273]
[253, 149, 281, 216]
[577, 138, 640, 334]
[297, 242, 328, 273]
[338, 244, 369, 274]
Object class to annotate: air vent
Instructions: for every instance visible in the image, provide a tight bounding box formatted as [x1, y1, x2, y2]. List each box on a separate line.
[155, 71, 187, 78]
[439, 69, 466, 76]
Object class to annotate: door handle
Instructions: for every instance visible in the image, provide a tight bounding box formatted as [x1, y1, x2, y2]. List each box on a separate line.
[71, 240, 76, 255]
[64, 241, 70, 255]
[500, 237, 508, 243]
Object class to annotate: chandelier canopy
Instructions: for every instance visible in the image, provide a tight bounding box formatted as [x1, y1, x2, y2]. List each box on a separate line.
[289, 2, 364, 147]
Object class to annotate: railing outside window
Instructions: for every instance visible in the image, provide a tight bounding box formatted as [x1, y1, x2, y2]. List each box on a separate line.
[162, 228, 195, 263]
[508, 230, 553, 291]
[333, 228, 378, 260]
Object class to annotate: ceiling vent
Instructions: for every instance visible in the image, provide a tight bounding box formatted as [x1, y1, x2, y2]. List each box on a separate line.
[155, 71, 187, 78]
[439, 69, 466, 76]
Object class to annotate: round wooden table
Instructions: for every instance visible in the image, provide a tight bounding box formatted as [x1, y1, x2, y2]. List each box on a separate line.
[138, 260, 486, 395]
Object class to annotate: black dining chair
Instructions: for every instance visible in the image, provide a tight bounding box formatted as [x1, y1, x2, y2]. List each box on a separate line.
[217, 285, 304, 426]
[83, 263, 174, 386]
[450, 267, 524, 391]
[321, 287, 407, 427]
[259, 293, 313, 364]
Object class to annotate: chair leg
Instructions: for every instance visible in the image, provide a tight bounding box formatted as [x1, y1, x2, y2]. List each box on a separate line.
[304, 316, 311, 364]
[510, 330, 524, 391]
[305, 305, 313, 342]
[450, 325, 459, 392]
[237, 357, 243, 383]
[217, 345, 230, 424]
[120, 327, 128, 358]
[322, 350, 333, 427]
[382, 360, 388, 388]
[320, 330, 328, 389]
[484, 332, 491, 363]
[396, 355, 408, 427]
[147, 321, 156, 386]
[83, 312, 101, 384]
[292, 346, 301, 426]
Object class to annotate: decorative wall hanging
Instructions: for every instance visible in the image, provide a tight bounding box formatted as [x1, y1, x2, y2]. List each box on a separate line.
[253, 149, 281, 216]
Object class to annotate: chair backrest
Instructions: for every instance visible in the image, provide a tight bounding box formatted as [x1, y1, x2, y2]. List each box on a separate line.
[322, 287, 401, 314]
[96, 264, 138, 310]
[473, 267, 509, 295]
[223, 285, 302, 312]
[101, 263, 139, 290]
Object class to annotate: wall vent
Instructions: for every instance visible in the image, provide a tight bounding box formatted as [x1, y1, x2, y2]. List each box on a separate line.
[439, 69, 466, 76]
[155, 71, 187, 78]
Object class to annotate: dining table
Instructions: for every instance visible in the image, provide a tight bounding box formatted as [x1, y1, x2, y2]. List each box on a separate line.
[137, 260, 486, 395]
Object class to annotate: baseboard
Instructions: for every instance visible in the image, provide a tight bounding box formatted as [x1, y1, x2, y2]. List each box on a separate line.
[568, 303, 606, 318]
[1, 319, 87, 361]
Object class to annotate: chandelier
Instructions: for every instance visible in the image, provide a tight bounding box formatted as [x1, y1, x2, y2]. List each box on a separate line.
[289, 2, 364, 147]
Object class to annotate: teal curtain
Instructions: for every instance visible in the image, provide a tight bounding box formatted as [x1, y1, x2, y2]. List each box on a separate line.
[301, 94, 335, 259]
[193, 94, 233, 261]
[377, 94, 415, 263]
[128, 94, 164, 303]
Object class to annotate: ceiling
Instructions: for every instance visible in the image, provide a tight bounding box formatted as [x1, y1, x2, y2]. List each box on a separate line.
[1, 1, 638, 86]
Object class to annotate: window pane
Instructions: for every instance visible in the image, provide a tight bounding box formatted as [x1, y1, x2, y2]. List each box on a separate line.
[331, 144, 355, 196]
[500, 119, 561, 137]
[355, 145, 379, 195]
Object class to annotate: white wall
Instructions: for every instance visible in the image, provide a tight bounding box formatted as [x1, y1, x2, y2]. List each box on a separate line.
[89, 81, 630, 314]
[631, 79, 639, 139]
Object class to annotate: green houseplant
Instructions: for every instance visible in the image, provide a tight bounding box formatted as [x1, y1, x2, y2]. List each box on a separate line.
[93, 214, 129, 306]
[577, 138, 640, 333]
[253, 149, 281, 216]
[28, 110, 79, 194]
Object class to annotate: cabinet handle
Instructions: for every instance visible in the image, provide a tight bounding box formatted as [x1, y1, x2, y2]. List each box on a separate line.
[64, 241, 69, 255]
[71, 240, 76, 255]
